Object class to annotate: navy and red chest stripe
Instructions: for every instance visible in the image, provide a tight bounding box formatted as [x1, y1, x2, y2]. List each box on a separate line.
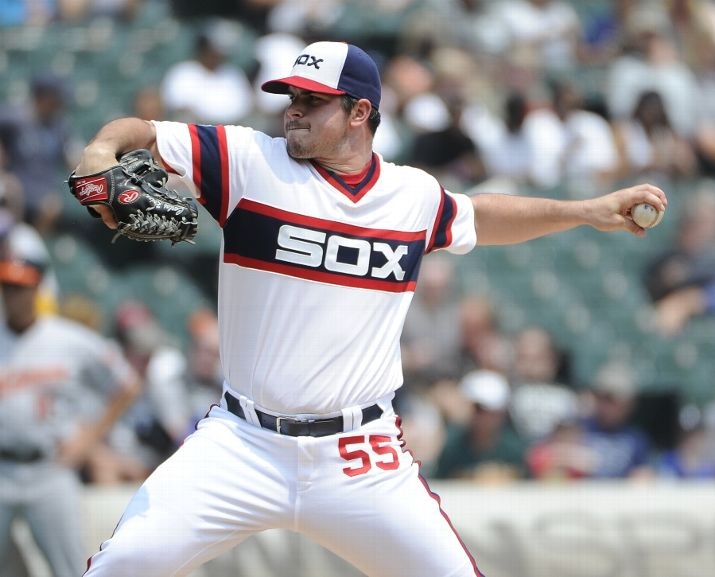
[224, 199, 425, 292]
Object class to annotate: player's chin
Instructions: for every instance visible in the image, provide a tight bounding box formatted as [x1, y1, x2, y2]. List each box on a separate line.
[286, 138, 314, 160]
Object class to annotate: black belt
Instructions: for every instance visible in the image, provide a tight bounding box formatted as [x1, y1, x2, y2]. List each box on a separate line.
[0, 447, 45, 463]
[224, 393, 383, 437]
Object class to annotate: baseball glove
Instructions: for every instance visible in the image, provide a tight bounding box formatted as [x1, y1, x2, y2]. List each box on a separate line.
[67, 149, 198, 244]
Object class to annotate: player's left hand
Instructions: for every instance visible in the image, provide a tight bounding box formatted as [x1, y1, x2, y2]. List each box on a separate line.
[68, 149, 199, 244]
[585, 183, 667, 236]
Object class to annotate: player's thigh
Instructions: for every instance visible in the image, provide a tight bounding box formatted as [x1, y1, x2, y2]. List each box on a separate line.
[25, 467, 85, 576]
[85, 411, 292, 577]
[301, 427, 482, 577]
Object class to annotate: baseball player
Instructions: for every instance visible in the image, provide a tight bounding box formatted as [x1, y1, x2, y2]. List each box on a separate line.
[0, 251, 141, 576]
[74, 41, 667, 577]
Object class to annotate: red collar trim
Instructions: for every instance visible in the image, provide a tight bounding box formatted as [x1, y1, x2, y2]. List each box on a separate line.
[312, 153, 380, 203]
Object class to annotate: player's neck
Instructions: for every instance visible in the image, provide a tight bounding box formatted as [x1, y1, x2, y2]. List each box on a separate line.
[314, 150, 374, 177]
[317, 153, 376, 183]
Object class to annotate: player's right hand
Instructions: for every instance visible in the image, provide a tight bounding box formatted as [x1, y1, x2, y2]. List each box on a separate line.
[586, 183, 667, 236]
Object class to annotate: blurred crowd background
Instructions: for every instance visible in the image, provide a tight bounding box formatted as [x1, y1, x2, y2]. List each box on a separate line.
[2, 0, 715, 489]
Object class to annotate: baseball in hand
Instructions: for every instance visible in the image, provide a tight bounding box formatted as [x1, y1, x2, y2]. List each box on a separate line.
[631, 203, 664, 228]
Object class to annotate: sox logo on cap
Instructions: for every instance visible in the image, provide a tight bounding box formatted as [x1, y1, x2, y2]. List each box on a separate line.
[294, 54, 324, 68]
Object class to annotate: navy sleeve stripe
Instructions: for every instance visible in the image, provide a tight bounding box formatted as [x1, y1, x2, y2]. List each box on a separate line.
[189, 124, 229, 226]
[426, 187, 456, 253]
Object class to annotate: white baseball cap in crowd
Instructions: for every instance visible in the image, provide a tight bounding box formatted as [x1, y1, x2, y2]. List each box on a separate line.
[460, 370, 511, 411]
[261, 41, 381, 110]
[593, 361, 637, 399]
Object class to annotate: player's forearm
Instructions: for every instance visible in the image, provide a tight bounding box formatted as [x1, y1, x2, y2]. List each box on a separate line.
[57, 376, 142, 467]
[89, 376, 142, 440]
[77, 117, 157, 175]
[472, 193, 586, 245]
[472, 183, 667, 244]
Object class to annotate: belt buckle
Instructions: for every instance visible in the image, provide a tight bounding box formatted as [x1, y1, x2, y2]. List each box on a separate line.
[275, 416, 317, 435]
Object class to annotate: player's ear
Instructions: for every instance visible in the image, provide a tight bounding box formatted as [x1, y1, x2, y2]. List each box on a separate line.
[350, 98, 373, 126]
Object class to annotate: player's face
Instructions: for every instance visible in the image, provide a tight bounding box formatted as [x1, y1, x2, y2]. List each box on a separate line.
[1, 282, 38, 332]
[284, 89, 351, 161]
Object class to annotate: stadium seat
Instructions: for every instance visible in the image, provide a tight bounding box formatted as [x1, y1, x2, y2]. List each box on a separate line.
[114, 265, 212, 349]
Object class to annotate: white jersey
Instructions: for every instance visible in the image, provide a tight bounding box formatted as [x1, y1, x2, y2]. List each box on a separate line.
[154, 121, 477, 414]
[0, 316, 134, 456]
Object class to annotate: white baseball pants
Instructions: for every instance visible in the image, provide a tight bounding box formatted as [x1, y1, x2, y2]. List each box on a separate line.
[83, 402, 483, 577]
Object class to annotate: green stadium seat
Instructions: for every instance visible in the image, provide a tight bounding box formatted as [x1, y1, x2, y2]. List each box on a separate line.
[114, 265, 212, 350]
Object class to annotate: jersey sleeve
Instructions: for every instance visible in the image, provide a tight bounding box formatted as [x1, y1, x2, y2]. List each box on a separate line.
[152, 120, 255, 227]
[78, 337, 136, 399]
[425, 187, 477, 255]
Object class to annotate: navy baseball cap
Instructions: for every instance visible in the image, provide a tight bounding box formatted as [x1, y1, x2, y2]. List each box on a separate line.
[261, 41, 381, 110]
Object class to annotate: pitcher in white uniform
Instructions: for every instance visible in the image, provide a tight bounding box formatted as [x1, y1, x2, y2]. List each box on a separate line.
[74, 41, 667, 577]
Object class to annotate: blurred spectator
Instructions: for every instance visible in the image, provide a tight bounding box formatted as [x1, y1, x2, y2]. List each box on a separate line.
[401, 0, 505, 57]
[323, 0, 424, 57]
[251, 32, 307, 119]
[0, 171, 23, 300]
[57, 0, 141, 22]
[0, 0, 59, 26]
[410, 90, 486, 191]
[470, 90, 534, 188]
[266, 0, 345, 38]
[58, 293, 105, 332]
[0, 246, 140, 576]
[578, 0, 638, 65]
[457, 293, 511, 375]
[526, 418, 596, 480]
[394, 386, 447, 478]
[172, 0, 281, 33]
[421, 374, 471, 427]
[643, 183, 715, 335]
[578, 360, 653, 479]
[86, 301, 189, 483]
[489, 0, 582, 72]
[160, 19, 254, 124]
[0, 143, 24, 223]
[382, 53, 436, 121]
[508, 326, 579, 442]
[401, 254, 462, 384]
[606, 9, 700, 138]
[691, 22, 715, 176]
[117, 301, 188, 441]
[364, 52, 437, 163]
[183, 308, 222, 432]
[0, 73, 82, 235]
[0, 0, 27, 26]
[433, 370, 526, 482]
[656, 405, 715, 478]
[132, 84, 166, 122]
[666, 0, 715, 74]
[523, 78, 620, 193]
[612, 89, 696, 182]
